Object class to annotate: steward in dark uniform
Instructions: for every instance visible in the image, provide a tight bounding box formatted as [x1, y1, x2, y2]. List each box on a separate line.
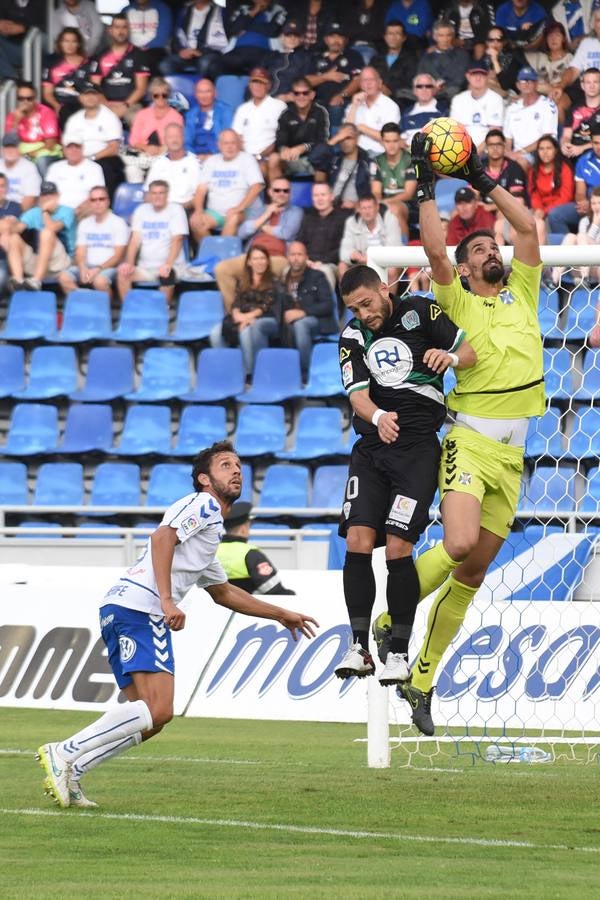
[216, 502, 296, 595]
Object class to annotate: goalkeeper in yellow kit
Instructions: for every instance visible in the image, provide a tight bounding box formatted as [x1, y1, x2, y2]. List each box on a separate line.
[373, 132, 545, 735]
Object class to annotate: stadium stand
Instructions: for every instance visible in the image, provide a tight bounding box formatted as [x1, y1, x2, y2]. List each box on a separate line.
[70, 347, 135, 402]
[14, 345, 78, 399]
[171, 291, 225, 342]
[113, 290, 170, 342]
[33, 462, 85, 507]
[180, 347, 245, 402]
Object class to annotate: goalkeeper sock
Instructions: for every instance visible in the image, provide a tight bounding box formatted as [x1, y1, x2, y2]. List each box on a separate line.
[57, 700, 153, 764]
[411, 576, 477, 693]
[71, 732, 142, 781]
[343, 551, 375, 649]
[415, 541, 460, 601]
[386, 556, 419, 655]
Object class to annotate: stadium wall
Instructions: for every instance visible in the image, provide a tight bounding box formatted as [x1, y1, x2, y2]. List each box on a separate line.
[1, 547, 599, 730]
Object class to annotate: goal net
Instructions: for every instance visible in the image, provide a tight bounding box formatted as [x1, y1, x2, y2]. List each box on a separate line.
[364, 244, 600, 768]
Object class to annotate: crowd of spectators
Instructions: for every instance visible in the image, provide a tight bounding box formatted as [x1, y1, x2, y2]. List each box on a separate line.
[1, 0, 600, 376]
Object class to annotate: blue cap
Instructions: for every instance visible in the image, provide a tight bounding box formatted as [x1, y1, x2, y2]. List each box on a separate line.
[517, 66, 538, 82]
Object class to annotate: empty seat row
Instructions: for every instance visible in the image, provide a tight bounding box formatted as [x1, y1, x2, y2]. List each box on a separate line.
[0, 345, 345, 404]
[0, 402, 355, 459]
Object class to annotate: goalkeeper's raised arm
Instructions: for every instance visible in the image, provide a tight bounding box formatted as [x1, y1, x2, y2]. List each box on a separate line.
[412, 133, 540, 276]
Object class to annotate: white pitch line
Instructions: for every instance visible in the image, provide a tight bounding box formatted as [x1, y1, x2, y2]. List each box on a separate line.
[2, 808, 599, 855]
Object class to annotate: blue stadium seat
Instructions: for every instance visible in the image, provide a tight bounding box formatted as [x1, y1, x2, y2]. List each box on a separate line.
[164, 74, 197, 108]
[49, 290, 112, 343]
[524, 408, 563, 459]
[117, 405, 172, 456]
[193, 235, 242, 266]
[256, 464, 309, 513]
[564, 286, 597, 339]
[235, 404, 286, 456]
[215, 74, 248, 110]
[312, 464, 347, 509]
[0, 345, 25, 397]
[302, 343, 344, 398]
[112, 182, 144, 223]
[522, 465, 576, 514]
[566, 407, 600, 460]
[240, 462, 253, 503]
[250, 522, 291, 542]
[146, 463, 192, 506]
[538, 285, 562, 339]
[14, 345, 78, 399]
[435, 177, 469, 214]
[173, 405, 228, 457]
[61, 404, 113, 453]
[181, 348, 245, 402]
[574, 348, 600, 400]
[543, 348, 575, 401]
[1, 290, 57, 341]
[16, 521, 62, 537]
[113, 289, 170, 342]
[76, 522, 121, 540]
[289, 180, 314, 208]
[580, 466, 600, 513]
[33, 462, 84, 506]
[4, 403, 59, 455]
[238, 348, 302, 403]
[278, 407, 346, 460]
[0, 461, 29, 504]
[89, 462, 142, 508]
[171, 291, 225, 342]
[126, 347, 192, 401]
[70, 347, 135, 402]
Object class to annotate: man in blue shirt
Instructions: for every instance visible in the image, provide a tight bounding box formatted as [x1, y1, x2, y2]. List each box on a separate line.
[385, 0, 434, 48]
[495, 0, 548, 50]
[6, 180, 76, 291]
[548, 125, 600, 233]
[184, 78, 233, 160]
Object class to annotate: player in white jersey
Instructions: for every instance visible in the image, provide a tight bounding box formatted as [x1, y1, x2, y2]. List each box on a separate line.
[36, 441, 318, 809]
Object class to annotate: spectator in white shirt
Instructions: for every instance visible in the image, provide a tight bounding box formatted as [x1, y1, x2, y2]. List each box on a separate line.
[46, 140, 105, 219]
[338, 193, 402, 281]
[61, 82, 125, 199]
[191, 129, 265, 242]
[344, 67, 401, 158]
[117, 179, 188, 303]
[231, 67, 287, 175]
[504, 65, 559, 168]
[450, 61, 505, 151]
[59, 185, 129, 298]
[0, 131, 41, 212]
[144, 122, 203, 209]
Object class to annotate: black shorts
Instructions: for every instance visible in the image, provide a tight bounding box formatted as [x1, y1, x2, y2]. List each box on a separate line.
[338, 431, 441, 546]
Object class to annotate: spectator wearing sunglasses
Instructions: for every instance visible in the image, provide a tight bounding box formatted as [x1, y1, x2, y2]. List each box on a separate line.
[268, 77, 330, 181]
[125, 77, 184, 181]
[232, 67, 287, 176]
[483, 27, 526, 97]
[4, 81, 61, 176]
[400, 74, 448, 146]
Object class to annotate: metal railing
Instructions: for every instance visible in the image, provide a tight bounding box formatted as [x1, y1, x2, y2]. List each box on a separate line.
[22, 27, 43, 94]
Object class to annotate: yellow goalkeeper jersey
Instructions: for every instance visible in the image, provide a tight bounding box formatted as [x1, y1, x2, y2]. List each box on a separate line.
[432, 258, 545, 419]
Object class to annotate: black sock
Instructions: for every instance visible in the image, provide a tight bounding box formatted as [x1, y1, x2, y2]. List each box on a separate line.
[386, 555, 420, 656]
[343, 550, 374, 649]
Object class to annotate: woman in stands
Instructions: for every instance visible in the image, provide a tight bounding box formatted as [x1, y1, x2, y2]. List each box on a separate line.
[42, 27, 90, 131]
[211, 246, 287, 378]
[125, 78, 184, 183]
[528, 134, 574, 244]
[525, 22, 573, 123]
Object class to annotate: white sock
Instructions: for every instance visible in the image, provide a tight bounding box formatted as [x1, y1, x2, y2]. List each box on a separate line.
[71, 732, 142, 781]
[58, 700, 153, 764]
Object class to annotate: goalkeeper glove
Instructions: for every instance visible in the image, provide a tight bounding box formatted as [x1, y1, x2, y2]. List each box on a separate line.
[456, 144, 496, 197]
[411, 132, 435, 204]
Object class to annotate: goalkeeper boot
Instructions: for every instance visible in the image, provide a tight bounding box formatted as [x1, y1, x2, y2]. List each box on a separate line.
[36, 742, 70, 808]
[398, 683, 435, 736]
[379, 652, 410, 685]
[68, 775, 98, 809]
[371, 611, 392, 663]
[334, 640, 375, 679]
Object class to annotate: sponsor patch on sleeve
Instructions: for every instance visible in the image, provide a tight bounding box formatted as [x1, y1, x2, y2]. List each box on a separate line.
[342, 361, 353, 386]
[256, 561, 274, 577]
[180, 514, 200, 535]
[401, 310, 420, 330]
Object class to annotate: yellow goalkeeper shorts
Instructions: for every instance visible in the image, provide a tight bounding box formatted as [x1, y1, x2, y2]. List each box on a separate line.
[439, 425, 524, 539]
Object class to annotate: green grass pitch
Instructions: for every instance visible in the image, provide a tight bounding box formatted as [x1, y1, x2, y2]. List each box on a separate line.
[2, 708, 600, 899]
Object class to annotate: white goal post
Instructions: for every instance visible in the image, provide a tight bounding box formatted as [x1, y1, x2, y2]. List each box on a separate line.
[364, 243, 600, 769]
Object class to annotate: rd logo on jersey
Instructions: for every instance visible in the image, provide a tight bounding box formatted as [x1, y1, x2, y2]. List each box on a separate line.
[119, 636, 137, 663]
[366, 337, 413, 387]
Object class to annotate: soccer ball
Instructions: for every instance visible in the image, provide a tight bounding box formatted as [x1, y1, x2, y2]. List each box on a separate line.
[421, 117, 472, 176]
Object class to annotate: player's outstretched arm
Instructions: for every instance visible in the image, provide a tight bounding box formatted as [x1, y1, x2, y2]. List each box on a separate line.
[412, 133, 454, 286]
[206, 582, 319, 642]
[456, 146, 541, 268]
[423, 338, 477, 373]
